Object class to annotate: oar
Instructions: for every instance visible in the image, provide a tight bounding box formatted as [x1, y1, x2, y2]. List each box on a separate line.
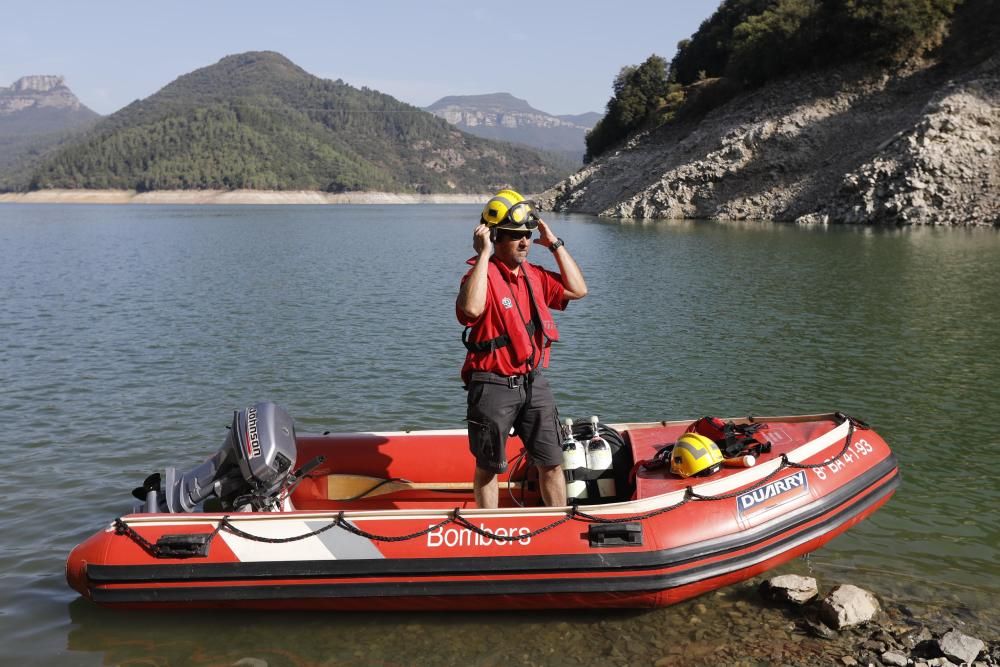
[326, 474, 522, 500]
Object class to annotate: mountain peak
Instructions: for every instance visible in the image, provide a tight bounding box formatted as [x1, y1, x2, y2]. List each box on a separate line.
[7, 75, 67, 93]
[427, 92, 537, 114]
[212, 51, 305, 73]
[425, 93, 600, 163]
[1, 75, 95, 115]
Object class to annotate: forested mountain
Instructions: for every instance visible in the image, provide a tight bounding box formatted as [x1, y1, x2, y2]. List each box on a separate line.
[21, 52, 575, 193]
[426, 93, 599, 163]
[0, 76, 100, 188]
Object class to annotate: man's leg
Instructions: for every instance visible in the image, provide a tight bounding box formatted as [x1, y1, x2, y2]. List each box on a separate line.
[537, 464, 567, 507]
[517, 373, 567, 507]
[474, 466, 499, 509]
[467, 380, 520, 509]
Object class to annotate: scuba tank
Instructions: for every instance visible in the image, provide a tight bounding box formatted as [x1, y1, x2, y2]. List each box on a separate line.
[561, 418, 588, 501]
[586, 416, 616, 500]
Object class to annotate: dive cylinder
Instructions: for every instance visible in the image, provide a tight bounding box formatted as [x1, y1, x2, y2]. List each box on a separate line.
[561, 418, 588, 500]
[586, 416, 616, 499]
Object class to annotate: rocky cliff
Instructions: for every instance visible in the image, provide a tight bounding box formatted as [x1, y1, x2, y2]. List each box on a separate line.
[426, 93, 598, 162]
[0, 76, 95, 115]
[540, 54, 998, 226]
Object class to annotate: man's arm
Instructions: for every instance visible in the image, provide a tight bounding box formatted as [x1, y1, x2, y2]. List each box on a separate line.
[456, 224, 493, 320]
[536, 219, 588, 301]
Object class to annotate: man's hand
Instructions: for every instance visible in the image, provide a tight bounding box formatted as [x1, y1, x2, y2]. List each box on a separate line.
[473, 223, 493, 257]
[534, 218, 558, 248]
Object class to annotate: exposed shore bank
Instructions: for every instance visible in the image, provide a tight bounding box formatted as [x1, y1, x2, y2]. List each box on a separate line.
[0, 189, 488, 205]
[539, 53, 999, 226]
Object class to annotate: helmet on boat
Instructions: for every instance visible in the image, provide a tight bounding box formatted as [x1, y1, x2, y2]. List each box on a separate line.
[670, 432, 724, 478]
[481, 189, 538, 232]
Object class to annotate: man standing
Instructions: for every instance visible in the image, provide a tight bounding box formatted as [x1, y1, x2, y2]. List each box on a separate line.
[456, 189, 588, 508]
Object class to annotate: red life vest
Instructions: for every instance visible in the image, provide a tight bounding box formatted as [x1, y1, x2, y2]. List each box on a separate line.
[461, 258, 560, 384]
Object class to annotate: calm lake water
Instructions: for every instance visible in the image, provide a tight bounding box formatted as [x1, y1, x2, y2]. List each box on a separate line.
[1, 204, 998, 666]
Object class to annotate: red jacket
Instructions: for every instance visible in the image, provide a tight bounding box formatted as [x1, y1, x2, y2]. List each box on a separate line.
[459, 256, 567, 385]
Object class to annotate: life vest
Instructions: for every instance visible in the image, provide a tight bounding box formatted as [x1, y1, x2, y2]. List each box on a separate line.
[686, 417, 772, 458]
[462, 259, 560, 376]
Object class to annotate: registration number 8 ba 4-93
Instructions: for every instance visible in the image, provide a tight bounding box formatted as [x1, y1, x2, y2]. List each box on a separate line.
[812, 438, 875, 480]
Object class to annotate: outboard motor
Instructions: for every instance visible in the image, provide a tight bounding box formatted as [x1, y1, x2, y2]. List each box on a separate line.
[132, 401, 299, 513]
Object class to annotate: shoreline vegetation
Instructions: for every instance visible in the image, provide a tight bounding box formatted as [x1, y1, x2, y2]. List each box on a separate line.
[0, 189, 488, 205]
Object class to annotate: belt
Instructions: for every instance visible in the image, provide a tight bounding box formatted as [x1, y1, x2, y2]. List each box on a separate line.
[469, 369, 538, 389]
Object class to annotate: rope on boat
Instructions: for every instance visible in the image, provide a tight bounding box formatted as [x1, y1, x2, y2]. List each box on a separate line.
[334, 512, 453, 542]
[112, 414, 869, 554]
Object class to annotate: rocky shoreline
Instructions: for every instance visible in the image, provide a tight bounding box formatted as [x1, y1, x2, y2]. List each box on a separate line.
[0, 189, 487, 205]
[749, 575, 997, 667]
[538, 54, 998, 226]
[627, 574, 999, 667]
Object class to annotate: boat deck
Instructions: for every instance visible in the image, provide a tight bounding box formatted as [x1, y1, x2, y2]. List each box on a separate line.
[289, 417, 843, 512]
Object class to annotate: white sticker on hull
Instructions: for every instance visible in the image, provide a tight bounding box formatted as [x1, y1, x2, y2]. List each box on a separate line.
[219, 519, 380, 562]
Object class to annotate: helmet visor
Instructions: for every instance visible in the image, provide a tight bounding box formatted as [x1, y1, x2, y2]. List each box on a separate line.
[496, 200, 539, 231]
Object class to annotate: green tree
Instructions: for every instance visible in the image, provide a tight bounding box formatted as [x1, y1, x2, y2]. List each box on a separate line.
[585, 54, 670, 162]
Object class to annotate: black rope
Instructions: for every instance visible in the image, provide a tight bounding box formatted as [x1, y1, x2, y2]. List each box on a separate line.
[113, 517, 159, 557]
[451, 506, 579, 542]
[335, 512, 453, 542]
[573, 488, 695, 523]
[218, 515, 341, 544]
[785, 423, 855, 470]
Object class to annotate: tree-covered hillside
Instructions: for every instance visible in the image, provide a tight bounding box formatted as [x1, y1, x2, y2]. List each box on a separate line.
[23, 52, 575, 193]
[586, 0, 978, 162]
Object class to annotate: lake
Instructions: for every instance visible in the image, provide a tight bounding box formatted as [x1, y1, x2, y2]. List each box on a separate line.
[1, 204, 998, 665]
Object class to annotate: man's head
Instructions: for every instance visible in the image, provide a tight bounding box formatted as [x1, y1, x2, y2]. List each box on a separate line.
[481, 189, 538, 268]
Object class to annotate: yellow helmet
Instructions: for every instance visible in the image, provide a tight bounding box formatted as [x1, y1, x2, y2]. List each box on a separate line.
[481, 189, 538, 231]
[670, 432, 724, 478]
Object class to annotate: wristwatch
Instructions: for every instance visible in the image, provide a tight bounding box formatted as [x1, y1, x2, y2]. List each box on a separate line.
[549, 238, 565, 252]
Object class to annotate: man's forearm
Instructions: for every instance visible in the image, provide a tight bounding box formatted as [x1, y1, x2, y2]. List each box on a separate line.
[553, 247, 588, 300]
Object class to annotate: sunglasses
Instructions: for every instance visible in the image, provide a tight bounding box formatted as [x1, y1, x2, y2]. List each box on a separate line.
[498, 230, 533, 241]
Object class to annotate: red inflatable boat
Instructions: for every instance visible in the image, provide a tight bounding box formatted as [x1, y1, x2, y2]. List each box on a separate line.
[66, 403, 899, 611]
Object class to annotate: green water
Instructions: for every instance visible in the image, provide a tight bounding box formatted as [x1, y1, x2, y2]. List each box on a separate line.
[1, 204, 997, 665]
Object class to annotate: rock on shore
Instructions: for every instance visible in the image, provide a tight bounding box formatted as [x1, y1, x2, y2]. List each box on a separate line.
[539, 54, 999, 226]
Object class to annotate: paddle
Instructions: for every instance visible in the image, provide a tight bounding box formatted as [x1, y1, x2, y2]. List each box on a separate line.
[326, 474, 522, 500]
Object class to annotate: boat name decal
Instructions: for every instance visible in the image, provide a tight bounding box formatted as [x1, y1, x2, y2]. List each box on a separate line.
[738, 470, 808, 516]
[245, 406, 261, 459]
[427, 523, 532, 548]
[812, 438, 875, 480]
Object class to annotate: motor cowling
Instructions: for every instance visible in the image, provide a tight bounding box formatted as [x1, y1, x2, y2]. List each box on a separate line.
[134, 401, 298, 513]
[226, 401, 297, 500]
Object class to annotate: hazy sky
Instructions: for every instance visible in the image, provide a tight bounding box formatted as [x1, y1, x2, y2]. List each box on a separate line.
[3, 0, 721, 117]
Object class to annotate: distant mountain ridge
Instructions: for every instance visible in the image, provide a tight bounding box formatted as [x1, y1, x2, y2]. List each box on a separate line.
[0, 76, 100, 184]
[426, 93, 600, 163]
[18, 52, 575, 194]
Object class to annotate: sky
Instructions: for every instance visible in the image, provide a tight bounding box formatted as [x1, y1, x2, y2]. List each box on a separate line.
[2, 0, 721, 117]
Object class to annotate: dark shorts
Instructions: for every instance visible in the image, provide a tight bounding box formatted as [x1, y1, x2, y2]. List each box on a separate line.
[466, 371, 562, 473]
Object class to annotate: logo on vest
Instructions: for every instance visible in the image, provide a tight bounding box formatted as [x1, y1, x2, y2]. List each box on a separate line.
[501, 297, 513, 310]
